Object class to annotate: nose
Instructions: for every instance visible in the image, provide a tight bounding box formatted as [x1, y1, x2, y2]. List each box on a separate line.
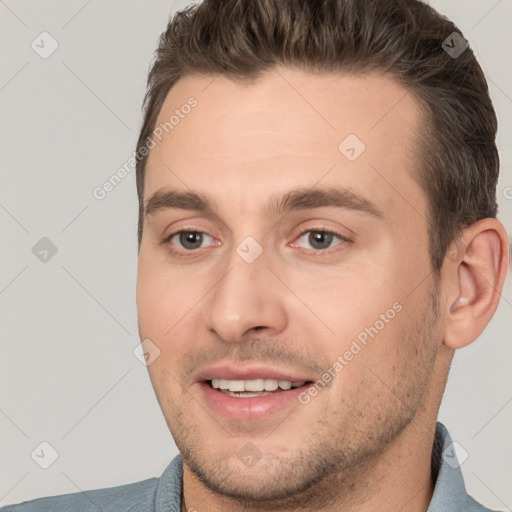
[202, 245, 288, 343]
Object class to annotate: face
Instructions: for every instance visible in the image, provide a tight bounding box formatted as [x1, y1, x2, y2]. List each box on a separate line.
[136, 68, 442, 504]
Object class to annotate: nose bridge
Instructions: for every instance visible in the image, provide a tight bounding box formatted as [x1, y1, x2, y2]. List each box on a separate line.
[202, 240, 287, 342]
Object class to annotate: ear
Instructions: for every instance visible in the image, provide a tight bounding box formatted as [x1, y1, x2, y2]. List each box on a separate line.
[443, 218, 510, 350]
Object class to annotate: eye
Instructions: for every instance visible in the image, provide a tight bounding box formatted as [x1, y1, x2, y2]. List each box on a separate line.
[168, 231, 214, 251]
[296, 229, 346, 251]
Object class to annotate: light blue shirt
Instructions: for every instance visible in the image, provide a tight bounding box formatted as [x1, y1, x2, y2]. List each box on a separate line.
[1, 423, 501, 511]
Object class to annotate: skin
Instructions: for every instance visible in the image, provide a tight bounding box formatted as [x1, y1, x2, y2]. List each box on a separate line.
[136, 68, 509, 512]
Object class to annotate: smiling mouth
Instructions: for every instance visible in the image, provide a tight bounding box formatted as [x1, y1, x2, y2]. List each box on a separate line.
[207, 378, 312, 398]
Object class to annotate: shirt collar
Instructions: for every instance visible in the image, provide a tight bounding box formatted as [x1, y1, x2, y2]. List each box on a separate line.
[428, 422, 479, 511]
[154, 455, 183, 512]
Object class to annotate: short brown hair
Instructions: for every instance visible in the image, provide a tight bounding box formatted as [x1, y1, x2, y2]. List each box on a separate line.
[136, 0, 499, 274]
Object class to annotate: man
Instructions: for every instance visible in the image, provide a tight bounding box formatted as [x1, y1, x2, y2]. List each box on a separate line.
[3, 0, 509, 510]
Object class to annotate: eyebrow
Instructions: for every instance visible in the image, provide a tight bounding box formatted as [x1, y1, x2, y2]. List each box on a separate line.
[144, 187, 384, 219]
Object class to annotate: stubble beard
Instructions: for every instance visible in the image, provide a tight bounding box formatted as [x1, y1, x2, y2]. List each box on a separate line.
[166, 288, 441, 510]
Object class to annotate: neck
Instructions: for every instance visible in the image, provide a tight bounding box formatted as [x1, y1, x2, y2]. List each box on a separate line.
[181, 415, 437, 512]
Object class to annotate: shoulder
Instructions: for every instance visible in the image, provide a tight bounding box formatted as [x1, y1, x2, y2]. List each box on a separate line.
[1, 456, 183, 512]
[442, 492, 504, 512]
[466, 496, 504, 512]
[0, 476, 159, 512]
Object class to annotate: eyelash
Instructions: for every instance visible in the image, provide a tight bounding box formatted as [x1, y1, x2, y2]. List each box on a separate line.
[163, 228, 350, 257]
[295, 228, 349, 251]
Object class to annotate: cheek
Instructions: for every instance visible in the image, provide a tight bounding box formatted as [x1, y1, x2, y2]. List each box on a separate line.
[136, 252, 201, 340]
[291, 266, 399, 353]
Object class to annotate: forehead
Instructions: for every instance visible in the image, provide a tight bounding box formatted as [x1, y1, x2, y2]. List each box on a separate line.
[144, 68, 427, 225]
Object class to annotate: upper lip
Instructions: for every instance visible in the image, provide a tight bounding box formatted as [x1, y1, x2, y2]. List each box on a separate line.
[194, 364, 315, 383]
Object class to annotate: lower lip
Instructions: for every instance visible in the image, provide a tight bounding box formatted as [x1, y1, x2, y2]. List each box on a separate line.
[197, 382, 309, 422]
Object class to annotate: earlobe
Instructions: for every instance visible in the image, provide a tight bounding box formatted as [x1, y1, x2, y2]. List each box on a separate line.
[443, 219, 509, 350]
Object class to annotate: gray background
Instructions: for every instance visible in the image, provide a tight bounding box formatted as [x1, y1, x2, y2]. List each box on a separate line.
[1, 0, 511, 509]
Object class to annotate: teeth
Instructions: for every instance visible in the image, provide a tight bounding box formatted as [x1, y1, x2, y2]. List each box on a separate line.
[264, 379, 279, 391]
[211, 378, 306, 392]
[245, 379, 264, 391]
